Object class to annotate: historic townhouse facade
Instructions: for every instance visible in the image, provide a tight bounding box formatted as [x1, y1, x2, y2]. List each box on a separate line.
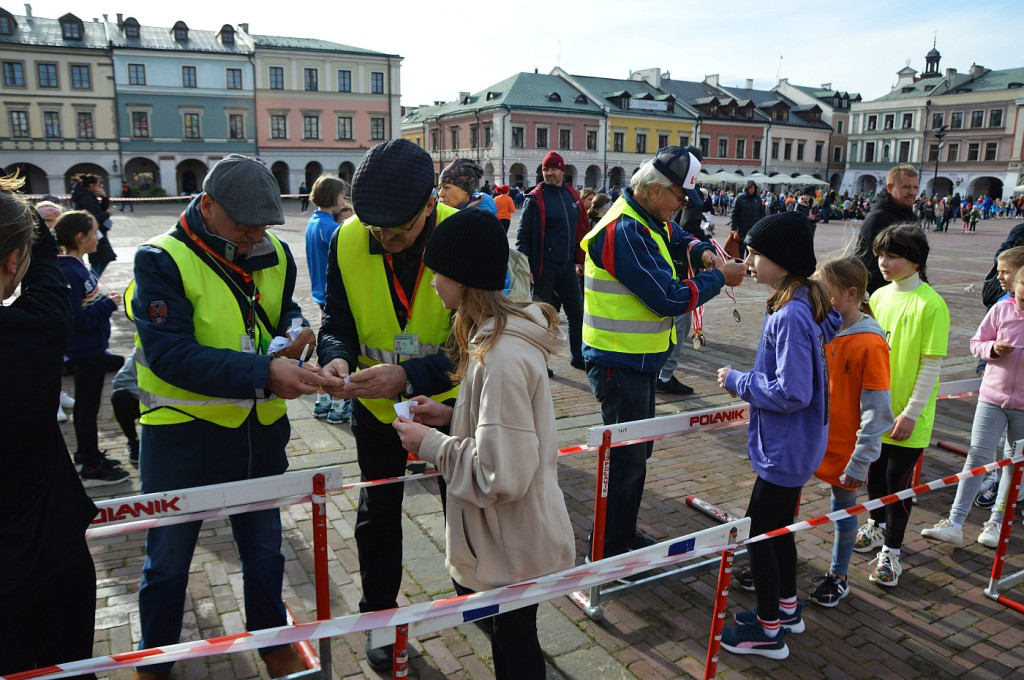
[774, 79, 862, 189]
[110, 15, 256, 195]
[0, 8, 117, 194]
[402, 71, 605, 189]
[252, 35, 401, 193]
[555, 68, 697, 189]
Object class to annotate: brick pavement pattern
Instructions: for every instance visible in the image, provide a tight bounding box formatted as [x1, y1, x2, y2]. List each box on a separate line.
[65, 202, 1023, 679]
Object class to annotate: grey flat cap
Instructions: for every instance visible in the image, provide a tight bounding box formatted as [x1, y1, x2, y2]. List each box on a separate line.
[203, 155, 285, 226]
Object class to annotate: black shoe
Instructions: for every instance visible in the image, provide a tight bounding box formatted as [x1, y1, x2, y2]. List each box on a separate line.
[656, 376, 694, 395]
[127, 440, 140, 465]
[365, 633, 393, 671]
[736, 568, 755, 591]
[570, 358, 586, 370]
[626, 531, 656, 551]
[80, 462, 130, 487]
[74, 450, 122, 468]
[546, 367, 554, 377]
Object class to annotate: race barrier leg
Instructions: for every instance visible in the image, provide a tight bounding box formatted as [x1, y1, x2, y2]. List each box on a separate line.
[569, 429, 612, 621]
[393, 624, 409, 679]
[311, 473, 331, 678]
[703, 527, 738, 680]
[984, 450, 1024, 615]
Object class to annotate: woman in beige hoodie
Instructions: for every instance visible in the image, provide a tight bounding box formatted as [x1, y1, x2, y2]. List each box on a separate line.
[393, 209, 575, 680]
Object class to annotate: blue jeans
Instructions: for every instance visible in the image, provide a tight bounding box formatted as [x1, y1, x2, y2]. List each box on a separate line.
[950, 400, 1024, 526]
[829, 485, 858, 577]
[586, 363, 656, 556]
[137, 509, 287, 672]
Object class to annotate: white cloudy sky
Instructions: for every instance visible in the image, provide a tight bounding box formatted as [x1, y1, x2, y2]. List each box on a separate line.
[25, 0, 1021, 106]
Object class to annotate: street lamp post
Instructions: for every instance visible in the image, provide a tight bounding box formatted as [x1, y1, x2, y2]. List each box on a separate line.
[932, 124, 948, 197]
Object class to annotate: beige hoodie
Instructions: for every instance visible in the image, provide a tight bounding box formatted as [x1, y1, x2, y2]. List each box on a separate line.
[418, 304, 575, 592]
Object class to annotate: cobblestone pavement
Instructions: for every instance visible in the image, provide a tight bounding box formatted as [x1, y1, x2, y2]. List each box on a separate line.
[65, 202, 1023, 679]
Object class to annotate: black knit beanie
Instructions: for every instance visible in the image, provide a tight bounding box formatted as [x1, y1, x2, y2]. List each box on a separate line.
[424, 209, 509, 290]
[743, 211, 816, 277]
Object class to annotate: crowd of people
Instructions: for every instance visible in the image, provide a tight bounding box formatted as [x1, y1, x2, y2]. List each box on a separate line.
[2, 149, 1023, 678]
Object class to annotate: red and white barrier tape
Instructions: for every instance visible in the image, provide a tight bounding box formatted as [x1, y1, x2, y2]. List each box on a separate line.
[3, 521, 750, 679]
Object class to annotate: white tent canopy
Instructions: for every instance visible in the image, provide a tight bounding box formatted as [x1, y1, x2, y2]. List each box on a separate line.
[793, 174, 830, 187]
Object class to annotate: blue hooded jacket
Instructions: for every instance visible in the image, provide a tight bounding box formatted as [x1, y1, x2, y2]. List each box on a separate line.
[724, 287, 842, 487]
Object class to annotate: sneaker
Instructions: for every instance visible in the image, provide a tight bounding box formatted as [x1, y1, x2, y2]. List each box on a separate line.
[868, 551, 902, 587]
[736, 567, 755, 592]
[626, 531, 656, 551]
[80, 463, 130, 487]
[656, 376, 695, 396]
[312, 400, 331, 419]
[327, 401, 350, 424]
[921, 518, 964, 547]
[60, 391, 76, 409]
[734, 603, 805, 634]
[57, 406, 68, 423]
[978, 521, 1002, 548]
[74, 451, 122, 468]
[365, 633, 393, 671]
[975, 477, 999, 509]
[720, 623, 789, 659]
[809, 573, 849, 608]
[853, 521, 885, 553]
[127, 439, 140, 465]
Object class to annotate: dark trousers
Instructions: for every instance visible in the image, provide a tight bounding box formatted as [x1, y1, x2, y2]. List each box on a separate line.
[72, 352, 108, 466]
[111, 388, 140, 441]
[867, 442, 922, 549]
[533, 262, 583, 363]
[499, 218, 511, 233]
[586, 364, 656, 556]
[351, 400, 446, 613]
[88, 234, 116, 278]
[453, 582, 544, 680]
[745, 477, 801, 622]
[0, 537, 96, 679]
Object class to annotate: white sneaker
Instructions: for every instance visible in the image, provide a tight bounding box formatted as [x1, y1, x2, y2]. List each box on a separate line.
[57, 406, 68, 423]
[868, 551, 902, 587]
[60, 391, 76, 409]
[853, 522, 885, 553]
[977, 521, 1001, 548]
[921, 519, 964, 547]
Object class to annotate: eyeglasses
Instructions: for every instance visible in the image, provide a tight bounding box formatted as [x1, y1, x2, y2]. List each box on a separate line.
[364, 205, 426, 234]
[666, 185, 688, 206]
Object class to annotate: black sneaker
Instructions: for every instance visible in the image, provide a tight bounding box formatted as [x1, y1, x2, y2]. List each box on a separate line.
[808, 572, 849, 608]
[365, 633, 393, 671]
[127, 440, 140, 465]
[656, 376, 695, 395]
[736, 567, 755, 591]
[74, 451, 122, 469]
[626, 531, 656, 551]
[80, 463, 130, 487]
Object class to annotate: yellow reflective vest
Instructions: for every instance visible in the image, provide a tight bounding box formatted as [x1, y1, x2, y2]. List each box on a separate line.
[581, 198, 677, 354]
[136, 233, 288, 427]
[337, 205, 460, 423]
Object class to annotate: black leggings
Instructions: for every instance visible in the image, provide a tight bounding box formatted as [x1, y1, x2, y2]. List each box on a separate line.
[111, 389, 140, 441]
[453, 581, 544, 680]
[71, 353, 108, 466]
[867, 443, 922, 549]
[745, 476, 802, 622]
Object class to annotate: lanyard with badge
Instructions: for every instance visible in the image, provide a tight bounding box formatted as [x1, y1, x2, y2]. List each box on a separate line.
[685, 237, 739, 350]
[179, 214, 265, 354]
[383, 252, 424, 359]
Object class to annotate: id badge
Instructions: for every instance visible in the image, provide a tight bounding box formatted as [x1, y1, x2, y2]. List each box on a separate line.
[394, 333, 419, 356]
[240, 334, 256, 354]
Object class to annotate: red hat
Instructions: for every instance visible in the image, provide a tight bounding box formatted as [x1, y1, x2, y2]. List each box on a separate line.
[495, 185, 510, 194]
[542, 152, 565, 171]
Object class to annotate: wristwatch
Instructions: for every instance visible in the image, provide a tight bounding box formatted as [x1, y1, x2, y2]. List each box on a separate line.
[403, 380, 415, 398]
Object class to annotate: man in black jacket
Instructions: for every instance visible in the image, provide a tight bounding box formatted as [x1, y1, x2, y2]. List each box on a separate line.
[855, 164, 919, 293]
[730, 180, 764, 258]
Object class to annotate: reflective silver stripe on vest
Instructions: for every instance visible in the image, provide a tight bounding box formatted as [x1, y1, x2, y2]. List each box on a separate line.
[360, 342, 443, 364]
[584, 275, 632, 296]
[583, 312, 674, 335]
[137, 387, 281, 411]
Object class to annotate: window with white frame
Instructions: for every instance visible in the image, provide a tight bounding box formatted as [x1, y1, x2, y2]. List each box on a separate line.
[337, 116, 353, 140]
[183, 112, 201, 139]
[182, 65, 197, 88]
[128, 63, 146, 86]
[271, 114, 287, 139]
[338, 70, 351, 92]
[229, 113, 244, 140]
[269, 67, 283, 90]
[37, 63, 57, 88]
[226, 68, 242, 90]
[9, 110, 28, 137]
[371, 117, 385, 140]
[303, 114, 320, 139]
[371, 71, 384, 94]
[76, 111, 94, 138]
[304, 68, 318, 92]
[131, 110, 149, 137]
[43, 111, 61, 138]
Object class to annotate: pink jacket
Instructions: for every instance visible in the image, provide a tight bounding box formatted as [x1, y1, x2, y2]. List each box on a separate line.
[971, 297, 1024, 410]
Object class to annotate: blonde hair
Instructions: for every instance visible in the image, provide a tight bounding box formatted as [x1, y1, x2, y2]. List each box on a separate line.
[447, 288, 559, 383]
[767, 275, 833, 323]
[997, 246, 1024, 273]
[814, 256, 873, 317]
[1014, 267, 1024, 289]
[887, 163, 918, 184]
